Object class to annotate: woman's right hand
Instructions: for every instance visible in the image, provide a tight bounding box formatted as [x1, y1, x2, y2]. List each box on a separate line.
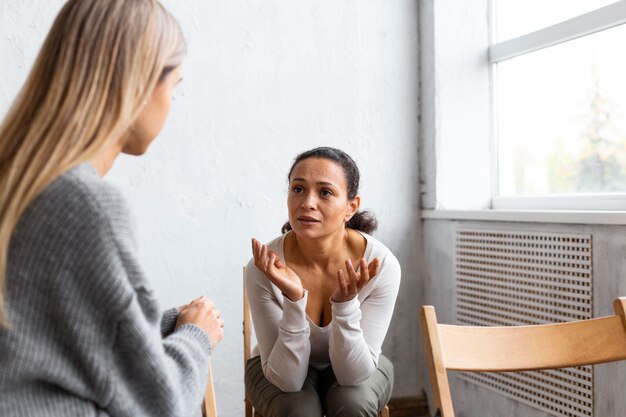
[176, 296, 224, 349]
[252, 238, 304, 302]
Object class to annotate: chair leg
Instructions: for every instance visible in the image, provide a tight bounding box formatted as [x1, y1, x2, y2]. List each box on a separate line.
[245, 398, 253, 417]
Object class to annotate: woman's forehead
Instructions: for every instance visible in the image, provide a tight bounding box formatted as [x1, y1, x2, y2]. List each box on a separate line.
[290, 158, 347, 186]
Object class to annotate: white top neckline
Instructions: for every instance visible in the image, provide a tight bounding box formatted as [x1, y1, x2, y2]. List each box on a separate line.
[273, 231, 375, 330]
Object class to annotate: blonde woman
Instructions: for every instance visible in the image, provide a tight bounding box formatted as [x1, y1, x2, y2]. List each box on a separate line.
[0, 1, 224, 416]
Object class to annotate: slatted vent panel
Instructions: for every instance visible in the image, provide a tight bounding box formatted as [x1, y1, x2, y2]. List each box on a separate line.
[456, 229, 593, 417]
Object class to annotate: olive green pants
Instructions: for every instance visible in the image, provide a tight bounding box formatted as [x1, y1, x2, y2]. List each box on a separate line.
[245, 355, 393, 417]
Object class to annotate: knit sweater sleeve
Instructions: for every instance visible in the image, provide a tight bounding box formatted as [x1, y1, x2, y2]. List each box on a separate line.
[78, 232, 212, 417]
[160, 307, 180, 337]
[82, 175, 212, 416]
[110, 303, 212, 417]
[2, 164, 211, 417]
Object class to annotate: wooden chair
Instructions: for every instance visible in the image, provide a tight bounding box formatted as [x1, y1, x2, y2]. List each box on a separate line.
[244, 275, 254, 417]
[201, 359, 218, 417]
[419, 297, 626, 417]
[244, 272, 390, 417]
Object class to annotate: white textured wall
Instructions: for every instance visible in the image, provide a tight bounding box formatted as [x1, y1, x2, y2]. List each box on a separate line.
[1, 1, 420, 415]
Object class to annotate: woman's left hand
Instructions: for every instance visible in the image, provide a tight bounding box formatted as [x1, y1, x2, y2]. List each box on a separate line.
[331, 257, 380, 303]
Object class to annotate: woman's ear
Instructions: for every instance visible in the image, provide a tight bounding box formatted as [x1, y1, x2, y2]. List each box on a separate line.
[345, 196, 361, 222]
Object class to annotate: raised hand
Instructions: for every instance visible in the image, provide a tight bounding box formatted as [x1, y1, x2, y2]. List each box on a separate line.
[252, 238, 304, 302]
[331, 257, 380, 303]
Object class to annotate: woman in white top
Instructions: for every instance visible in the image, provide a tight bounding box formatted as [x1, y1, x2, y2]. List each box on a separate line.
[245, 147, 401, 417]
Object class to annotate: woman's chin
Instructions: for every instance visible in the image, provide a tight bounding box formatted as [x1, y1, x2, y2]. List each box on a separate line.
[291, 226, 322, 239]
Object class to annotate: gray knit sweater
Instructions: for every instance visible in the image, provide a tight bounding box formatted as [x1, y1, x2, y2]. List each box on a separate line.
[0, 163, 211, 416]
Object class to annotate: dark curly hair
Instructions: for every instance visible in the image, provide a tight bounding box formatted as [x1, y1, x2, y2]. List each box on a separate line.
[281, 147, 378, 235]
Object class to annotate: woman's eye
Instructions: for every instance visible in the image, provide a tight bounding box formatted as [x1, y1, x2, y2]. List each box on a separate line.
[292, 186, 304, 194]
[320, 189, 332, 197]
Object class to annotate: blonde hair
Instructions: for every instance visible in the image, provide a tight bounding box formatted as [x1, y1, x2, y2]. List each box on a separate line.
[0, 0, 186, 327]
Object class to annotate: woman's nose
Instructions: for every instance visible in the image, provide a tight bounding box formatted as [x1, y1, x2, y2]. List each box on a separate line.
[301, 192, 317, 209]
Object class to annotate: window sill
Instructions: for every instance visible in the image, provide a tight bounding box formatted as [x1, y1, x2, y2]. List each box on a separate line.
[420, 209, 626, 225]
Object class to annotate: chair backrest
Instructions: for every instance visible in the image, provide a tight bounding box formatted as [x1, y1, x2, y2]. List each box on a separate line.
[201, 359, 218, 417]
[420, 297, 626, 417]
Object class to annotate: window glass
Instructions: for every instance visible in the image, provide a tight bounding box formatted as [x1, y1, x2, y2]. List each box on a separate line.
[497, 24, 626, 196]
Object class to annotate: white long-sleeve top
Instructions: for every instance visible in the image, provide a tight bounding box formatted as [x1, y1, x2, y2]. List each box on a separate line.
[244, 232, 401, 392]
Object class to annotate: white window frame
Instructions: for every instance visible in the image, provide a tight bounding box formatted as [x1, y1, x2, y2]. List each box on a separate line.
[491, 0, 626, 211]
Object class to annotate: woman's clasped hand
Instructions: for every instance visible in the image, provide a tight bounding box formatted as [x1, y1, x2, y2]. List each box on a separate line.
[177, 296, 225, 348]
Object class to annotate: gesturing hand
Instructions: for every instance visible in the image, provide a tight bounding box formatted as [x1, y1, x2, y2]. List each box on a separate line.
[252, 238, 304, 302]
[331, 257, 380, 303]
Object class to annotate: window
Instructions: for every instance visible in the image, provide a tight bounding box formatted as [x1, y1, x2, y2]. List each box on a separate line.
[492, 1, 626, 210]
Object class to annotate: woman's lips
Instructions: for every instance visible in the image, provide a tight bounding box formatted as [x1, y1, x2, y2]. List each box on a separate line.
[297, 216, 320, 224]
